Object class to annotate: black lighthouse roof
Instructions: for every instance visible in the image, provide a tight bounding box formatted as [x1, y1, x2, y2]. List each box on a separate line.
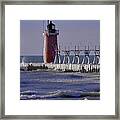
[47, 21, 55, 32]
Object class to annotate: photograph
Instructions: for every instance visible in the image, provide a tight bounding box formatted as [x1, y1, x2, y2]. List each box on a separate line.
[1, 1, 118, 118]
[20, 20, 100, 100]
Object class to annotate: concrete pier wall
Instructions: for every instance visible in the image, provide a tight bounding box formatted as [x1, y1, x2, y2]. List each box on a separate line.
[44, 63, 100, 72]
[20, 63, 100, 72]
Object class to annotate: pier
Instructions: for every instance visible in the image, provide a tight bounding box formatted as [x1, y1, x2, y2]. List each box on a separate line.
[20, 63, 100, 73]
[45, 63, 100, 72]
[20, 46, 100, 73]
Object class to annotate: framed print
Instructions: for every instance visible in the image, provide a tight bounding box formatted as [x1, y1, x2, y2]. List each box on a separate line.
[0, 0, 119, 119]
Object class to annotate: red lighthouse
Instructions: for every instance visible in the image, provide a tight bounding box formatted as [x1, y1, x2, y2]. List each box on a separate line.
[43, 21, 59, 63]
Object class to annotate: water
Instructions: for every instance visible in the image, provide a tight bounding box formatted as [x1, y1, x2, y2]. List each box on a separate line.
[20, 56, 100, 100]
[20, 56, 43, 63]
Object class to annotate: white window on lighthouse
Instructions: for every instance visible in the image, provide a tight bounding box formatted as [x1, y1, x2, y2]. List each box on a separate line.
[52, 25, 55, 30]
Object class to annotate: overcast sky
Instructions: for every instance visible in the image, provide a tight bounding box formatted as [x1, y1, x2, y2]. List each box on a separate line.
[20, 20, 100, 56]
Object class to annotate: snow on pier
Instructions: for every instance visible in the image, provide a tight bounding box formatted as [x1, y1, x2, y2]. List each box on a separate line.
[20, 63, 100, 72]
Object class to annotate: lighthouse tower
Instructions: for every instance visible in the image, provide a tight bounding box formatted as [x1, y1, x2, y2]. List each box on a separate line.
[43, 21, 59, 63]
